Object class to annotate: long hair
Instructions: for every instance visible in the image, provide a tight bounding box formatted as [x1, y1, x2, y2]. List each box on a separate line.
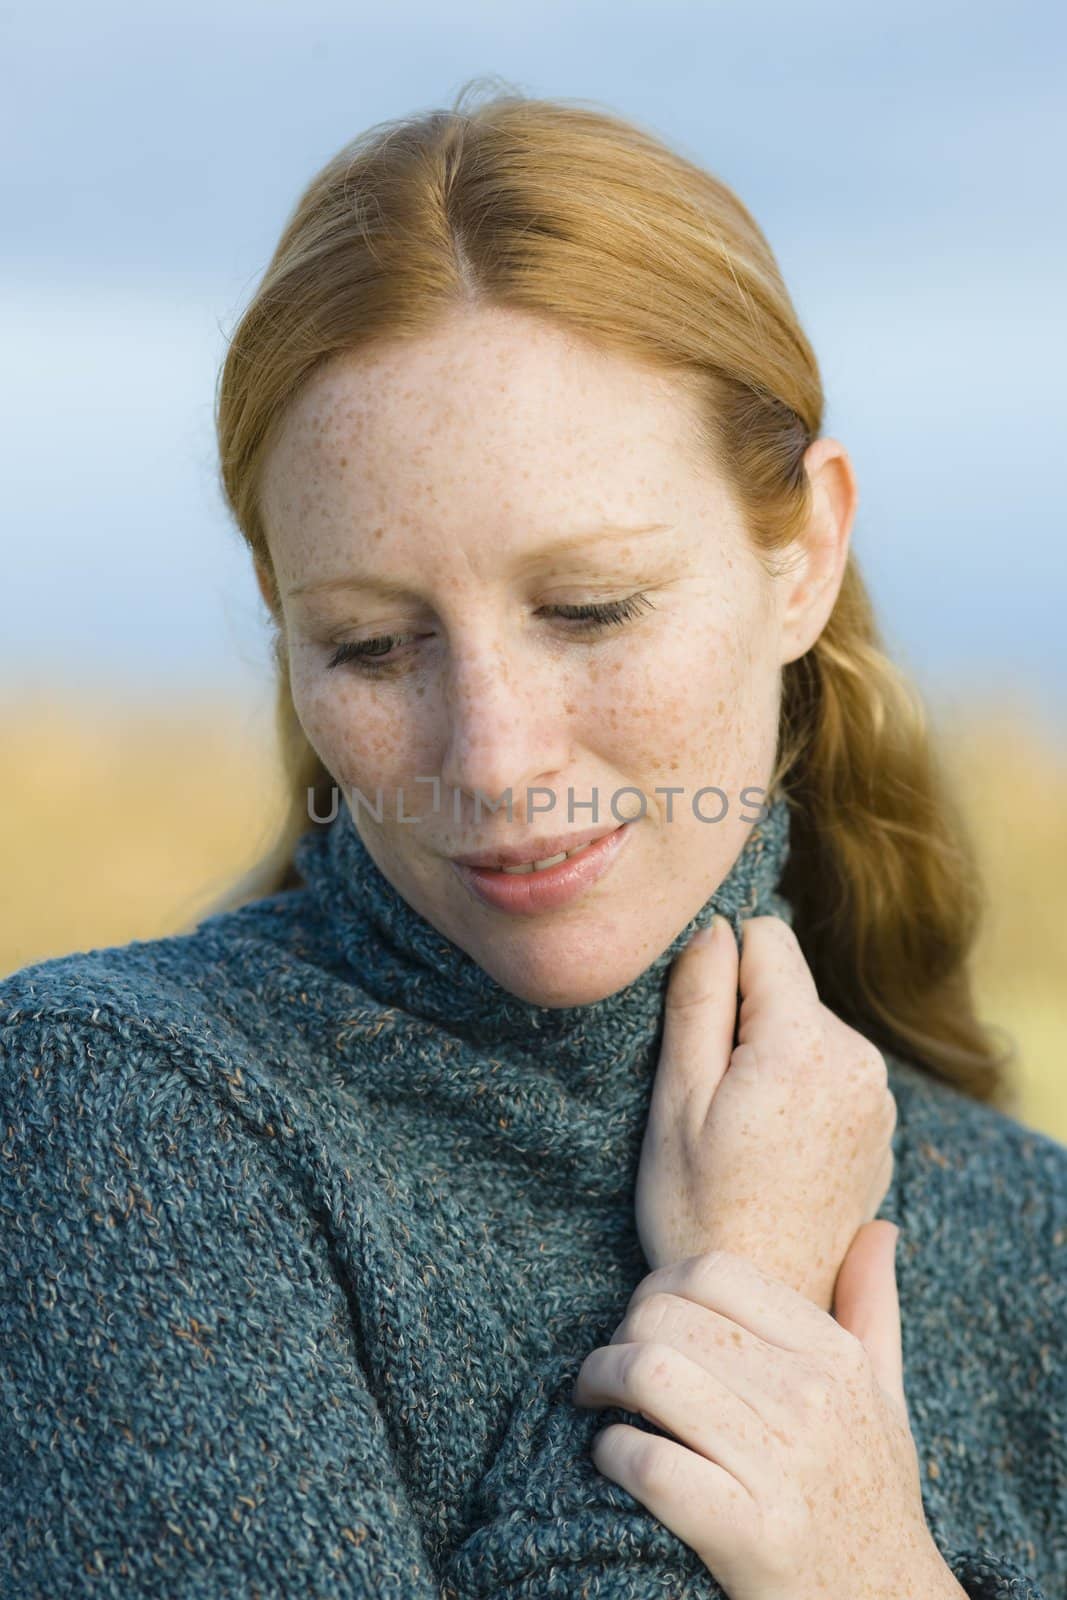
[209, 78, 1015, 1111]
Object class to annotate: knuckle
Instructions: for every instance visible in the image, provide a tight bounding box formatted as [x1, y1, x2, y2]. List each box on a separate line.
[626, 1291, 677, 1345]
[620, 1339, 676, 1394]
[821, 1010, 883, 1069]
[794, 1365, 835, 1415]
[680, 1246, 755, 1301]
[817, 1000, 838, 1026]
[834, 1030, 891, 1098]
[627, 1268, 668, 1309]
[628, 1434, 680, 1497]
[684, 1246, 734, 1290]
[863, 1044, 889, 1086]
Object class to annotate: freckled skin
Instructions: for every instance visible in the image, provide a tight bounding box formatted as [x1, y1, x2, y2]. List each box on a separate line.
[254, 308, 949, 1595]
[258, 303, 854, 1009]
[635, 907, 899, 1311]
[573, 1245, 960, 1600]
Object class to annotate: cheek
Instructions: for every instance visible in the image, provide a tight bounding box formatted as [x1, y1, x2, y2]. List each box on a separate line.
[598, 613, 771, 779]
[290, 664, 422, 786]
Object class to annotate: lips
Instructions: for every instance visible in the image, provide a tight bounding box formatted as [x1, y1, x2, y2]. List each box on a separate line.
[451, 821, 634, 915]
[450, 822, 623, 871]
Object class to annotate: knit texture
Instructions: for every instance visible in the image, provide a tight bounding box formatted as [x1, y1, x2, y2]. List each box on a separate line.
[0, 791, 1063, 1599]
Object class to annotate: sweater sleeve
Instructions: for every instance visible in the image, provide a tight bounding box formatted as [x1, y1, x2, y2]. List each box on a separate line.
[441, 1180, 1066, 1600]
[439, 1350, 726, 1597]
[443, 1405, 1055, 1600]
[0, 1011, 445, 1600]
[945, 1549, 1048, 1599]
[0, 1009, 723, 1600]
[438, 1368, 1058, 1600]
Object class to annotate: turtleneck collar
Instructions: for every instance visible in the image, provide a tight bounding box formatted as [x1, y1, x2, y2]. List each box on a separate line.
[293, 792, 794, 1094]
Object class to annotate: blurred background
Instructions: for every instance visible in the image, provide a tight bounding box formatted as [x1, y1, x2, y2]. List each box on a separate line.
[2, 0, 1064, 1137]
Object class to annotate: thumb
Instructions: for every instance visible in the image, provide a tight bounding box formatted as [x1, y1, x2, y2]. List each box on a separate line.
[652, 917, 738, 1129]
[831, 1221, 905, 1412]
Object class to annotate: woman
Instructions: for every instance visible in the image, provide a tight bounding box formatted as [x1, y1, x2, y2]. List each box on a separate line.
[1, 84, 1063, 1599]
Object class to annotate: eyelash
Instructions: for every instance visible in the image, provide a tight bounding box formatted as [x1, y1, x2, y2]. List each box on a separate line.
[326, 592, 657, 675]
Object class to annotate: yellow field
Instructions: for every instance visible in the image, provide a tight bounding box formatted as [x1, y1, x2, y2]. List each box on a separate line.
[2, 691, 1064, 1142]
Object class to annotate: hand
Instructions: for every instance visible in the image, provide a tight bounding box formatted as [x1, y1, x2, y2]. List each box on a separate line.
[635, 915, 897, 1310]
[573, 1225, 967, 1600]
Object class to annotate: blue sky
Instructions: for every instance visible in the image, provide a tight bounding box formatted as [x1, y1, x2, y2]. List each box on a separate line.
[4, 0, 1065, 734]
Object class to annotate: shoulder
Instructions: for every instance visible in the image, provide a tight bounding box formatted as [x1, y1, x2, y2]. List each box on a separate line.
[0, 907, 283, 1183]
[0, 921, 343, 1317]
[886, 1050, 1065, 1325]
[887, 1050, 1067, 1211]
[0, 941, 406, 1599]
[0, 883, 339, 1078]
[0, 889, 385, 1225]
[0, 935, 238, 1200]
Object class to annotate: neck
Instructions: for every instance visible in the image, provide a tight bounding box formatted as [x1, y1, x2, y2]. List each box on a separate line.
[294, 791, 794, 1091]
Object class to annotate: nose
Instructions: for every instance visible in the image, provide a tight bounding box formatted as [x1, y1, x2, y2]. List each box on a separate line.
[437, 635, 573, 825]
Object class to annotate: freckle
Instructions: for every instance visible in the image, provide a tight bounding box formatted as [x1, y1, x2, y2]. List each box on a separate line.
[339, 456, 348, 466]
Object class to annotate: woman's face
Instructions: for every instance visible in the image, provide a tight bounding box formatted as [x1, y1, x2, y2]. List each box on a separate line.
[259, 304, 852, 1005]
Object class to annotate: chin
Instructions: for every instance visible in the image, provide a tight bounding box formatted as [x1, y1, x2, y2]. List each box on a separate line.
[481, 941, 655, 1009]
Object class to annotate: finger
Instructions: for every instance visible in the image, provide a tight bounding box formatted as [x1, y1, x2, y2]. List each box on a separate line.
[589, 1421, 756, 1578]
[574, 1340, 768, 1494]
[735, 916, 821, 1045]
[610, 1287, 798, 1425]
[628, 1247, 849, 1360]
[863, 1148, 894, 1222]
[832, 1222, 905, 1413]
[652, 917, 738, 1132]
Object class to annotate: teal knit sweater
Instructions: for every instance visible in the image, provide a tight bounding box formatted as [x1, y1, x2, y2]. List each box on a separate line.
[1, 793, 1063, 1599]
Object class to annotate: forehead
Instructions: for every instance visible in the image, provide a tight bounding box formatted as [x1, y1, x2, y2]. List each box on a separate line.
[260, 307, 712, 521]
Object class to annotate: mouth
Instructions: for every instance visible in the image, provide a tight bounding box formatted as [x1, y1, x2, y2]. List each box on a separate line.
[450, 822, 623, 872]
[491, 838, 599, 874]
[450, 821, 635, 916]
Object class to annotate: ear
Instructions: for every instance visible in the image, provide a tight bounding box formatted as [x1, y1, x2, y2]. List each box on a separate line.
[777, 437, 857, 667]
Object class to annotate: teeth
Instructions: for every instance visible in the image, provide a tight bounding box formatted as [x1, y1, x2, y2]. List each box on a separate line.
[499, 840, 594, 874]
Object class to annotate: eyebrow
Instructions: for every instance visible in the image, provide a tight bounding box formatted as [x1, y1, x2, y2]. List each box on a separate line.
[285, 521, 675, 599]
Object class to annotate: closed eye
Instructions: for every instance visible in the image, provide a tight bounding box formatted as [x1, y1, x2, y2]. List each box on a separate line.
[325, 592, 657, 674]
